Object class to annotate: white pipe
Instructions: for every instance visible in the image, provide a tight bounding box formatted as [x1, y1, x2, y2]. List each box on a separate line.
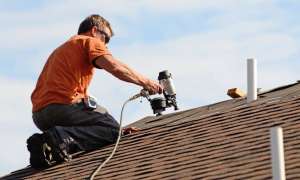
[270, 127, 286, 180]
[247, 58, 257, 103]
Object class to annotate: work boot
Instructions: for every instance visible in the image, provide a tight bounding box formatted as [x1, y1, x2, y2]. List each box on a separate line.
[27, 133, 52, 169]
[27, 132, 71, 169]
[44, 130, 72, 163]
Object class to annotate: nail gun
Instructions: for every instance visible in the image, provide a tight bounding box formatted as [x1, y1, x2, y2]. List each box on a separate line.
[131, 70, 179, 116]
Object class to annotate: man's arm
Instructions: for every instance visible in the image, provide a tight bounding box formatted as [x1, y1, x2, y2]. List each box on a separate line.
[94, 55, 162, 94]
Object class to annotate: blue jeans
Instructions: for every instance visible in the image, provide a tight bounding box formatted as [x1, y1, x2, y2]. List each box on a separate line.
[32, 102, 119, 153]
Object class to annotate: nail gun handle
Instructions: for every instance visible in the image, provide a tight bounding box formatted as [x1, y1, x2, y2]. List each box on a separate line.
[140, 89, 149, 97]
[128, 89, 151, 101]
[140, 89, 151, 101]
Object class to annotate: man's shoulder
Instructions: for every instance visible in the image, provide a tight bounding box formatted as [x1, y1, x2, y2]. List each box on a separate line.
[69, 35, 100, 43]
[67, 35, 104, 48]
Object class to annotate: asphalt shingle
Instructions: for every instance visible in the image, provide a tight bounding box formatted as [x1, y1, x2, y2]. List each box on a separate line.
[2, 82, 300, 179]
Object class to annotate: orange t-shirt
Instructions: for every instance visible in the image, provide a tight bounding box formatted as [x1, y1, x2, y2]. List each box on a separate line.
[31, 35, 111, 112]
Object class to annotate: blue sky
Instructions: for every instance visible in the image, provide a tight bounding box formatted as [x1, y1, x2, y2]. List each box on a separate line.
[1, 0, 300, 176]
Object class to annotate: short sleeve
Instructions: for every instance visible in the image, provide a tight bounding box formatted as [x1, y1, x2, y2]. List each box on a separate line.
[85, 37, 112, 64]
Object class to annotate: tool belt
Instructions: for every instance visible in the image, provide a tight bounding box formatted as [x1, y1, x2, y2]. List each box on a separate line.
[83, 96, 97, 110]
[74, 96, 97, 110]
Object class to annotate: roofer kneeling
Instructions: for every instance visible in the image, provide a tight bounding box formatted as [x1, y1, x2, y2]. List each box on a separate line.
[28, 14, 162, 169]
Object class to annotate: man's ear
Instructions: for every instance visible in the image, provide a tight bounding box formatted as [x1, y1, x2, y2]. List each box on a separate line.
[91, 26, 98, 37]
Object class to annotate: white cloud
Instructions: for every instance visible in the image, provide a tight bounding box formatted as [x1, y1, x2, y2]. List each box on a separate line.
[0, 77, 37, 176]
[2, 23, 75, 49]
[0, 0, 296, 52]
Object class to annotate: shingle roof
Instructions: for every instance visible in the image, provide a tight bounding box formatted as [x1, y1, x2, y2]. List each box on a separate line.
[2, 82, 300, 179]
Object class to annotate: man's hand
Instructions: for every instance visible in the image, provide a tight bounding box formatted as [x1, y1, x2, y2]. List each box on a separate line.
[143, 79, 163, 95]
[122, 127, 141, 135]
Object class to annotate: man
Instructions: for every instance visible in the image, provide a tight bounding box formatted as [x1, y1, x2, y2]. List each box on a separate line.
[28, 14, 162, 169]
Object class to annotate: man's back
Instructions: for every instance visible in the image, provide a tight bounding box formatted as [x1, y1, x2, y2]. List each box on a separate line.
[31, 35, 111, 112]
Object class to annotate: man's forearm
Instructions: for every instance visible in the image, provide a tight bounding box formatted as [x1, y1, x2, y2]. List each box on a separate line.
[111, 61, 149, 86]
[95, 55, 149, 87]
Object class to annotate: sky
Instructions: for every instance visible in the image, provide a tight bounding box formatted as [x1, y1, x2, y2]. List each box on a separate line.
[1, 0, 300, 176]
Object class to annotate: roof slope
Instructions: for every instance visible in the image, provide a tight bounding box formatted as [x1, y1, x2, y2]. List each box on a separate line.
[2, 82, 300, 179]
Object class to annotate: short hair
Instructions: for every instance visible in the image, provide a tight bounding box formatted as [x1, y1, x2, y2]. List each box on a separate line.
[77, 14, 114, 36]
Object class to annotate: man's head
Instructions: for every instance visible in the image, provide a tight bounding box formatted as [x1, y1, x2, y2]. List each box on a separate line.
[78, 14, 114, 44]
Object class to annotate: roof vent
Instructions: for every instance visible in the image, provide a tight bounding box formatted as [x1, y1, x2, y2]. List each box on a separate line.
[247, 58, 257, 103]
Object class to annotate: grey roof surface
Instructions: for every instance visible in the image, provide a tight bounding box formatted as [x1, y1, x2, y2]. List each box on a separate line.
[2, 82, 300, 179]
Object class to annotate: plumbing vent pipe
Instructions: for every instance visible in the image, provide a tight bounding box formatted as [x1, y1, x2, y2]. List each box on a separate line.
[270, 127, 286, 180]
[247, 58, 257, 103]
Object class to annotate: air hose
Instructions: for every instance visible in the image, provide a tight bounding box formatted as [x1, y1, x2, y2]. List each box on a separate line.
[89, 92, 144, 180]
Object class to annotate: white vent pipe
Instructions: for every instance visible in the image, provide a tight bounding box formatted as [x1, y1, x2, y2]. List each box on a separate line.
[247, 58, 257, 103]
[270, 127, 286, 180]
